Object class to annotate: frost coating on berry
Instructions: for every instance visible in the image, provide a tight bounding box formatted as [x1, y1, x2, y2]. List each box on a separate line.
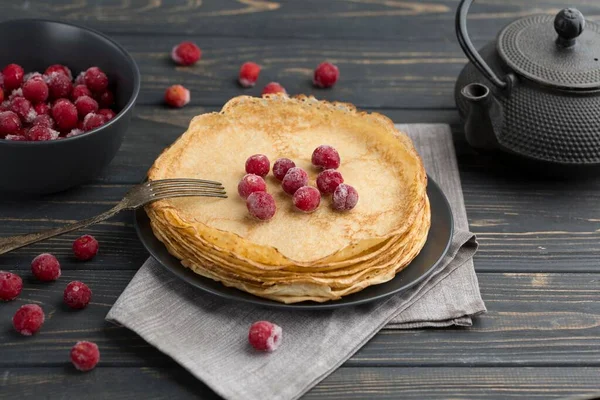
[75, 96, 99, 118]
[262, 82, 287, 96]
[73, 234, 99, 261]
[10, 97, 36, 123]
[64, 281, 92, 309]
[84, 67, 108, 93]
[74, 71, 86, 86]
[27, 125, 60, 141]
[238, 174, 267, 199]
[171, 41, 202, 66]
[332, 183, 359, 211]
[5, 134, 27, 141]
[281, 167, 308, 195]
[316, 169, 344, 194]
[45, 64, 73, 80]
[2, 64, 24, 92]
[313, 62, 340, 88]
[238, 62, 261, 87]
[13, 304, 45, 336]
[32, 114, 54, 128]
[164, 85, 190, 108]
[293, 186, 321, 213]
[82, 112, 107, 131]
[31, 253, 62, 281]
[66, 128, 84, 138]
[23, 78, 49, 103]
[71, 341, 100, 372]
[0, 111, 22, 136]
[245, 154, 270, 177]
[312, 145, 341, 169]
[72, 84, 92, 100]
[272, 158, 296, 181]
[248, 321, 282, 352]
[34, 102, 50, 116]
[0, 271, 23, 301]
[52, 99, 78, 131]
[46, 72, 73, 99]
[98, 109, 116, 121]
[95, 90, 114, 108]
[246, 192, 276, 221]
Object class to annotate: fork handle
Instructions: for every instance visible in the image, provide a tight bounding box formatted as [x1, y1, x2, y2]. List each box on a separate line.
[0, 204, 124, 256]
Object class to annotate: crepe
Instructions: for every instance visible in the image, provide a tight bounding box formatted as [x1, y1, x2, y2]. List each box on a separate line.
[147, 95, 430, 303]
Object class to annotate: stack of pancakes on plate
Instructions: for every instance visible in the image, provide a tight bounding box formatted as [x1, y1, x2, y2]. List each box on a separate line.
[146, 95, 430, 303]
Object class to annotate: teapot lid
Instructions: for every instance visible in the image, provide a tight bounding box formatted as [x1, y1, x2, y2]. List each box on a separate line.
[497, 8, 600, 90]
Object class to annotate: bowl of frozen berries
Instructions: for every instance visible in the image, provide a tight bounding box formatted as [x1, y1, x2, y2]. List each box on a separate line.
[0, 19, 140, 195]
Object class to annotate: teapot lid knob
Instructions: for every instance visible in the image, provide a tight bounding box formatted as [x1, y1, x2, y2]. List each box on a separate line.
[554, 8, 585, 47]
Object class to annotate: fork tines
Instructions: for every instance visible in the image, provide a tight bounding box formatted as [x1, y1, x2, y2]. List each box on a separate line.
[148, 179, 227, 198]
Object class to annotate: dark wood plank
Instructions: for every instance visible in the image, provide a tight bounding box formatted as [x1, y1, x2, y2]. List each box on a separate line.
[0, 272, 598, 367]
[1, 366, 599, 399]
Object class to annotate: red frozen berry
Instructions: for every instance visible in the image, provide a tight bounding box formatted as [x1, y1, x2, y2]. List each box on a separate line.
[52, 99, 78, 131]
[10, 97, 36, 123]
[0, 111, 22, 137]
[316, 169, 344, 194]
[97, 108, 116, 121]
[27, 124, 59, 141]
[281, 167, 308, 195]
[46, 72, 73, 99]
[70, 341, 100, 372]
[2, 64, 24, 92]
[34, 102, 50, 116]
[164, 85, 190, 108]
[73, 234, 99, 261]
[272, 158, 296, 181]
[262, 82, 286, 96]
[66, 128, 84, 138]
[171, 41, 202, 66]
[95, 90, 114, 108]
[64, 281, 92, 309]
[31, 253, 61, 281]
[313, 62, 339, 88]
[45, 64, 73, 80]
[0, 271, 22, 301]
[0, 89, 4, 105]
[238, 174, 267, 199]
[5, 134, 27, 141]
[82, 112, 107, 131]
[238, 62, 261, 88]
[248, 321, 282, 352]
[71, 84, 92, 101]
[245, 154, 270, 177]
[22, 77, 49, 103]
[246, 192, 276, 221]
[84, 67, 108, 93]
[312, 145, 341, 169]
[332, 183, 359, 211]
[13, 304, 45, 336]
[75, 96, 98, 118]
[74, 72, 86, 86]
[32, 113, 55, 128]
[293, 186, 321, 213]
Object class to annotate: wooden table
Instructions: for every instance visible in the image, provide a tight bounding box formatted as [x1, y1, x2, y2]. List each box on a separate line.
[1, 1, 600, 398]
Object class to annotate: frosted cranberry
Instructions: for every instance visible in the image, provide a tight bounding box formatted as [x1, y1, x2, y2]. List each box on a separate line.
[2, 64, 24, 92]
[272, 158, 296, 181]
[32, 113, 54, 128]
[98, 108, 116, 120]
[66, 128, 84, 138]
[248, 321, 282, 352]
[74, 71, 86, 86]
[164, 85, 190, 108]
[0, 89, 4, 105]
[71, 84, 92, 100]
[82, 113, 107, 131]
[95, 90, 114, 108]
[27, 124, 59, 141]
[0, 111, 22, 136]
[64, 281, 92, 309]
[31, 253, 61, 281]
[13, 304, 45, 336]
[52, 99, 78, 131]
[262, 82, 286, 96]
[313, 62, 339, 88]
[75, 96, 98, 118]
[332, 183, 359, 211]
[293, 186, 321, 213]
[84, 67, 108, 93]
[70, 341, 100, 372]
[46, 72, 73, 99]
[22, 77, 49, 103]
[312, 145, 341, 169]
[238, 174, 267, 199]
[171, 41, 202, 66]
[10, 97, 36, 123]
[238, 62, 261, 87]
[0, 271, 22, 301]
[245, 154, 270, 177]
[246, 192, 276, 221]
[5, 134, 27, 141]
[281, 167, 308, 195]
[45, 64, 73, 80]
[34, 102, 50, 116]
[316, 169, 344, 194]
[73, 234, 99, 261]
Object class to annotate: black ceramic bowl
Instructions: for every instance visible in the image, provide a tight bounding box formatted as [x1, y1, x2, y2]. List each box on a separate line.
[0, 19, 140, 195]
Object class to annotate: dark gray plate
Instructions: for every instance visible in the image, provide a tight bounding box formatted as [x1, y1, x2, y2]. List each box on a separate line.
[134, 177, 453, 310]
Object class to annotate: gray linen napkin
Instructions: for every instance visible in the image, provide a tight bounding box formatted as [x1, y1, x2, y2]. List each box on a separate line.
[107, 124, 486, 400]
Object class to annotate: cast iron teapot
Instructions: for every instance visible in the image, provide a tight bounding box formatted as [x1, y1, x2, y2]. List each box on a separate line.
[455, 0, 600, 169]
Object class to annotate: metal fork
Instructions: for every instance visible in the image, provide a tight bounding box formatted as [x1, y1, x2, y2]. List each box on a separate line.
[0, 179, 227, 255]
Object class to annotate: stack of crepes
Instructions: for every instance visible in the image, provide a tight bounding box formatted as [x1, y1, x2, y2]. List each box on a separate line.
[146, 95, 430, 303]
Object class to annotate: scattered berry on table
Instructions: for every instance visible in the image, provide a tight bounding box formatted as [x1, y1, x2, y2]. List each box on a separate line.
[313, 62, 339, 88]
[82, 112, 107, 131]
[45, 64, 73, 80]
[71, 84, 92, 101]
[2, 64, 24, 92]
[281, 167, 308, 195]
[171, 41, 202, 66]
[22, 77, 49, 103]
[73, 234, 99, 261]
[248, 321, 282, 352]
[52, 99, 78, 131]
[293, 186, 321, 213]
[311, 145, 340, 170]
[316, 169, 344, 194]
[95, 90, 114, 108]
[75, 96, 99, 119]
[238, 62, 261, 88]
[245, 154, 270, 177]
[262, 82, 286, 96]
[0, 111, 22, 137]
[246, 192, 277, 220]
[98, 108, 116, 121]
[10, 96, 36, 123]
[83, 67, 108, 93]
[238, 174, 267, 199]
[272, 158, 296, 181]
[332, 183, 359, 211]
[64, 281, 92, 309]
[45, 71, 73, 99]
[27, 124, 59, 141]
[164, 84, 190, 108]
[33, 102, 50, 116]
[0, 271, 23, 301]
[70, 341, 100, 372]
[13, 304, 45, 336]
[31, 253, 61, 281]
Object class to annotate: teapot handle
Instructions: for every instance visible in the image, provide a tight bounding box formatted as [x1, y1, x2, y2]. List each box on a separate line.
[456, 0, 512, 91]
